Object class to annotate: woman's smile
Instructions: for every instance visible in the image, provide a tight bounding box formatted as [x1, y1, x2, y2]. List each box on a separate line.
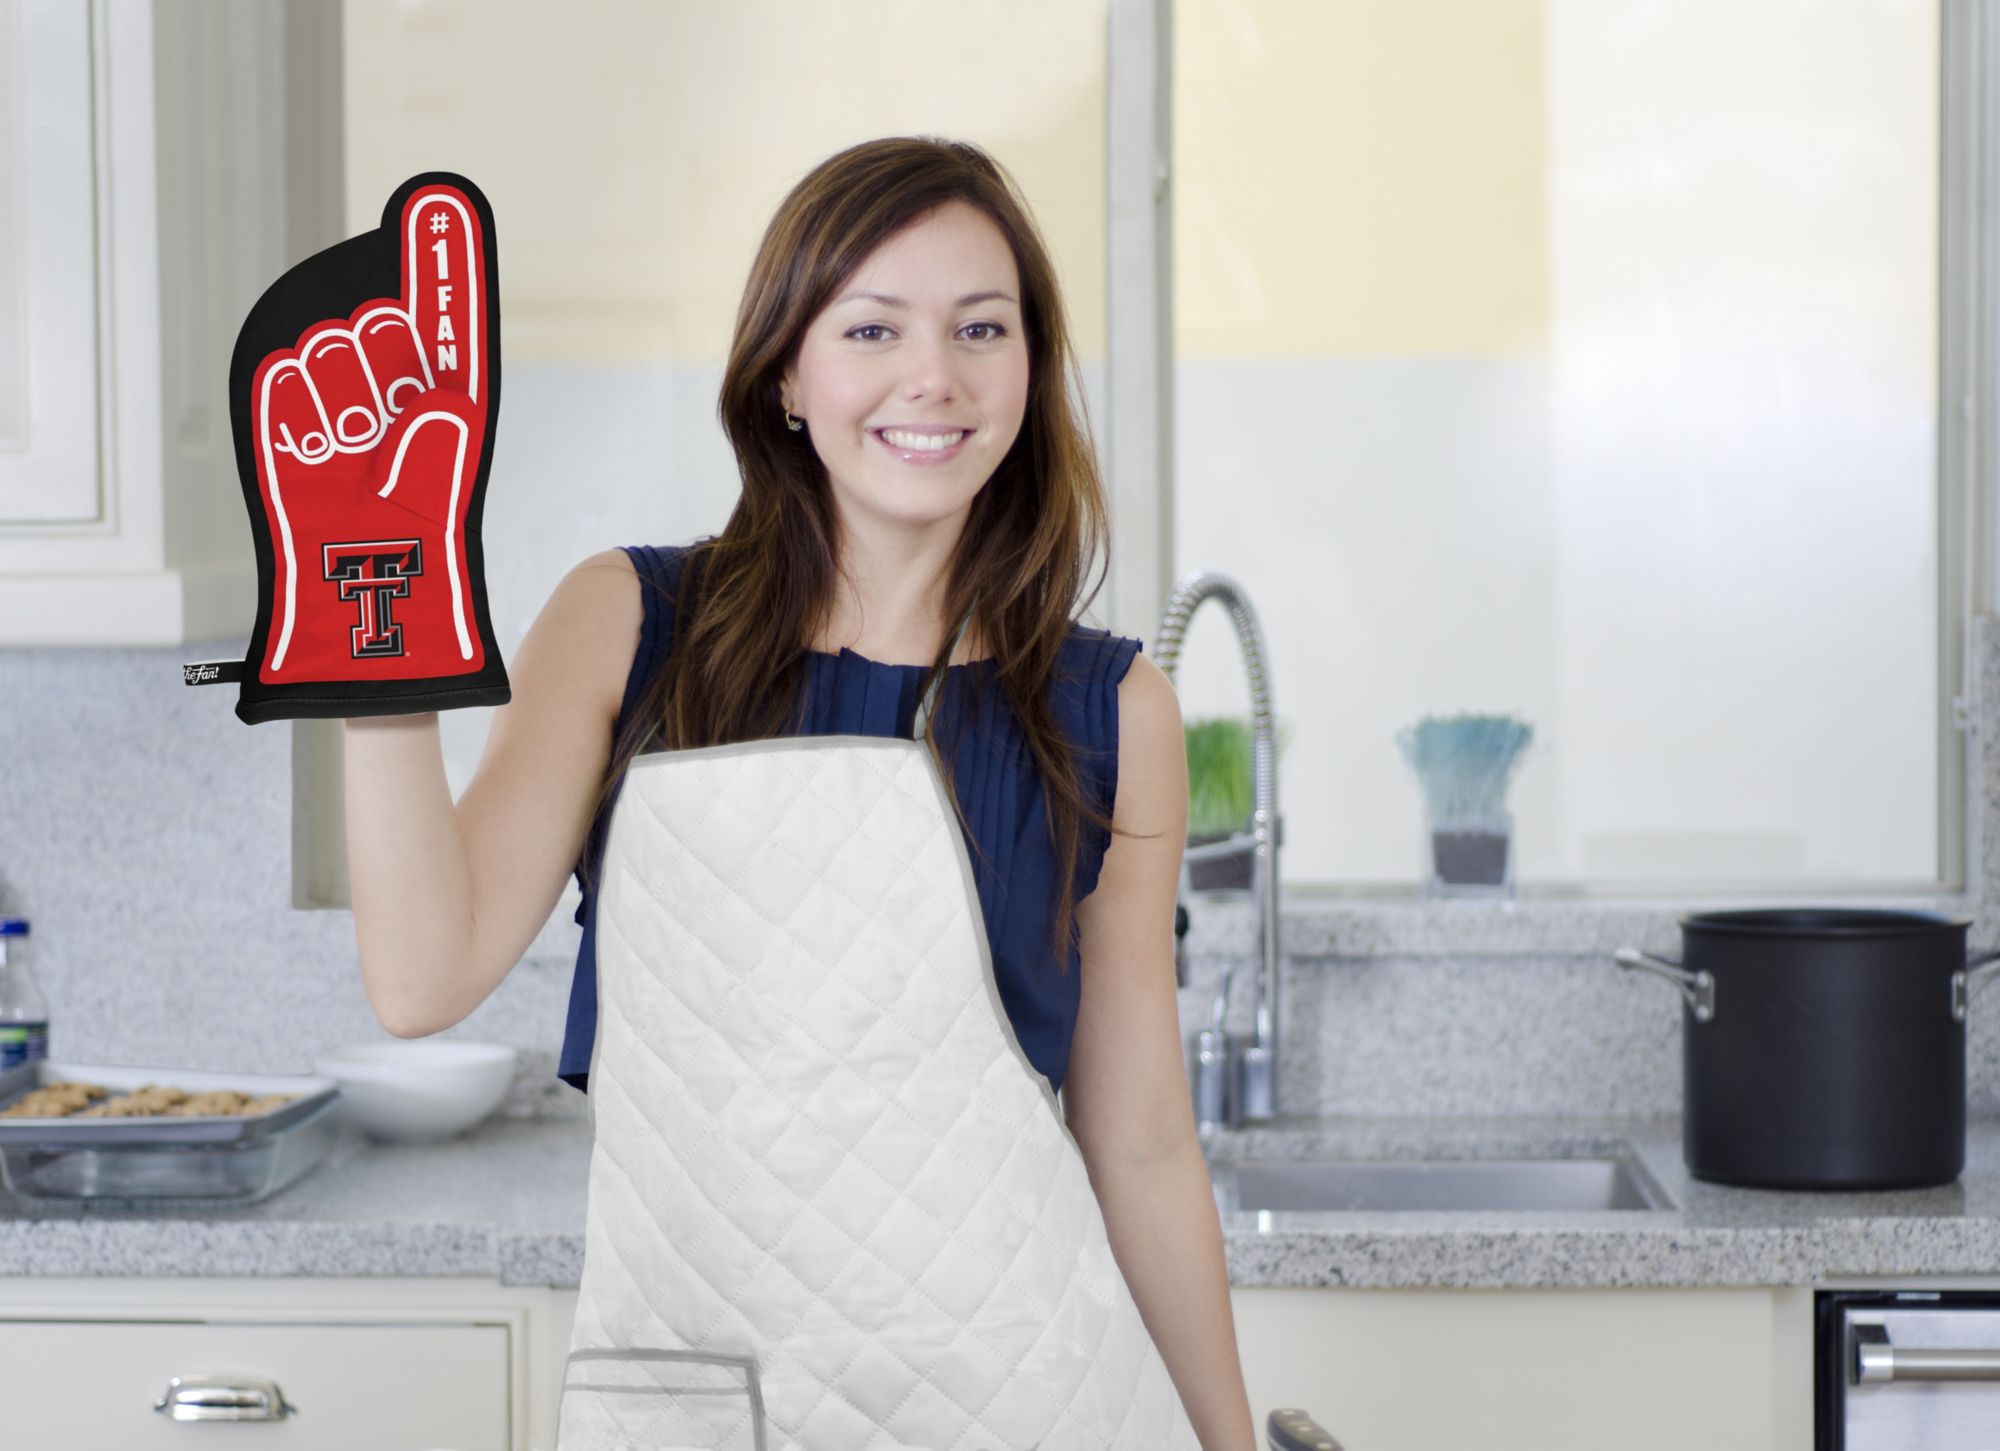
[871, 426, 973, 464]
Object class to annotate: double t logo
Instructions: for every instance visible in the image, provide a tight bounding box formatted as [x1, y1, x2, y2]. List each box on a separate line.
[323, 540, 424, 658]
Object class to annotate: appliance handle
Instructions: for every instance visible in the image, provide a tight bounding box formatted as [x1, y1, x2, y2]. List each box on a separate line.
[1852, 1322, 2000, 1383]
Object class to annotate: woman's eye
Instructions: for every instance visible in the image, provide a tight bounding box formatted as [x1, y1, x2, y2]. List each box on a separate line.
[845, 323, 1009, 343]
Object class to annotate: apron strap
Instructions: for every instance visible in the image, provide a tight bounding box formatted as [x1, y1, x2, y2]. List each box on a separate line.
[911, 594, 980, 742]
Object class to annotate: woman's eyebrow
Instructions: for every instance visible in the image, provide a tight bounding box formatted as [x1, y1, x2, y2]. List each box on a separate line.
[836, 290, 1018, 308]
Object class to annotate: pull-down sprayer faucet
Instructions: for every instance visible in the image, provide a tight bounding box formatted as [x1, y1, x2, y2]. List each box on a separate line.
[1151, 570, 1283, 1129]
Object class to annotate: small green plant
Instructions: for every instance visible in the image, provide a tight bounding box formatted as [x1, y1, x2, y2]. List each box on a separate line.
[1184, 715, 1292, 836]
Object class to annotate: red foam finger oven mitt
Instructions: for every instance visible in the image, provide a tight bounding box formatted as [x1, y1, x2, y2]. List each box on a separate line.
[184, 171, 510, 723]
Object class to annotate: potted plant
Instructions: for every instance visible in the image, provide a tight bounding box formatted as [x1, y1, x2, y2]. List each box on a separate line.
[1183, 715, 1290, 891]
[1393, 711, 1535, 897]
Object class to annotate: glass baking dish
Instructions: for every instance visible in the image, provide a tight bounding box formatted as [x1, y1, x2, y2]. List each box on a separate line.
[0, 1059, 343, 1205]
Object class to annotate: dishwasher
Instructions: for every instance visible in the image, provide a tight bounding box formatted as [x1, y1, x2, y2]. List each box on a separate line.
[1817, 1289, 2000, 1448]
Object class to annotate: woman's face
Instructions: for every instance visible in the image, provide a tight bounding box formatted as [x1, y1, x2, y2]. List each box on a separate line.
[780, 200, 1029, 534]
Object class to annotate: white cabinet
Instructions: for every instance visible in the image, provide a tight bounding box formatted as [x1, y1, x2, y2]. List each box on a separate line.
[0, 2, 100, 527]
[1229, 1284, 1815, 1451]
[0, 1276, 564, 1451]
[0, 1275, 1817, 1449]
[0, 1317, 509, 1449]
[0, 0, 338, 646]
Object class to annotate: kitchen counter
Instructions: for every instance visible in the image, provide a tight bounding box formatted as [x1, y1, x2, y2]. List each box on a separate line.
[4, 1111, 2000, 1288]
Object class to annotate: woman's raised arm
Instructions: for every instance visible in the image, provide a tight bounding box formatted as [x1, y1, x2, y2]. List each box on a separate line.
[343, 548, 641, 1036]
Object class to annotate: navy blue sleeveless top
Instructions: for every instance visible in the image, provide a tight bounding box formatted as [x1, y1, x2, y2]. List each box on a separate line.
[558, 539, 1144, 1098]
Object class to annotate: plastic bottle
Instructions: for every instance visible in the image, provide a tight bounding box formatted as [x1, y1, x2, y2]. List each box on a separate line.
[0, 919, 49, 1070]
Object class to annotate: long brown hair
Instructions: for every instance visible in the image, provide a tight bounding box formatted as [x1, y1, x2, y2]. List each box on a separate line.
[581, 136, 1141, 969]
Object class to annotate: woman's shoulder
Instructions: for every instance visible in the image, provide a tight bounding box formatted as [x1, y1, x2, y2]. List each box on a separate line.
[1044, 623, 1146, 769]
[1071, 627, 1173, 772]
[549, 548, 641, 638]
[572, 546, 638, 579]
[568, 539, 708, 620]
[1055, 621, 1144, 688]
[541, 541, 705, 730]
[617, 538, 707, 584]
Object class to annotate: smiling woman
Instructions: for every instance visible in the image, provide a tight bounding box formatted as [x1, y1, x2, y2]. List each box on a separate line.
[541, 137, 1249, 1448]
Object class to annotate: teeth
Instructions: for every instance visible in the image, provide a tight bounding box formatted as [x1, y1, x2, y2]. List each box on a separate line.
[879, 429, 964, 452]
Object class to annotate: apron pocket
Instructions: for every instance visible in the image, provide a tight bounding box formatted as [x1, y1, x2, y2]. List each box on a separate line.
[558, 1346, 766, 1450]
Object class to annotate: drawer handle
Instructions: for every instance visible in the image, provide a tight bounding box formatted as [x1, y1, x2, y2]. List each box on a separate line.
[153, 1374, 299, 1421]
[1852, 1323, 2000, 1383]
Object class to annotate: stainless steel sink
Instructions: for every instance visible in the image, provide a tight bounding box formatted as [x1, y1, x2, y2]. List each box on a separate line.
[1215, 1153, 1675, 1213]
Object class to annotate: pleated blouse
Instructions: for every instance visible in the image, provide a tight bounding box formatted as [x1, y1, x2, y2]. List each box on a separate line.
[558, 539, 1144, 1098]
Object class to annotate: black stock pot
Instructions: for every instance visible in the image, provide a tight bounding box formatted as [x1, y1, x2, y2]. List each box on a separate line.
[1616, 909, 2000, 1190]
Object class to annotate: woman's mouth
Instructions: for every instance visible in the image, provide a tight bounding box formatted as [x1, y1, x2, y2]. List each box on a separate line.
[872, 427, 972, 464]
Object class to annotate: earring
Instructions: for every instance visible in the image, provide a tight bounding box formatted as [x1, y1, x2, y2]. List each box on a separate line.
[784, 409, 804, 432]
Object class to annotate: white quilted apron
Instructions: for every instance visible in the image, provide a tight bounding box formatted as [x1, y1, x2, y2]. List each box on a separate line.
[557, 612, 1200, 1450]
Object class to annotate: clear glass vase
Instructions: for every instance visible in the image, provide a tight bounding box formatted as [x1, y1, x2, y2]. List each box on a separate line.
[1423, 809, 1515, 899]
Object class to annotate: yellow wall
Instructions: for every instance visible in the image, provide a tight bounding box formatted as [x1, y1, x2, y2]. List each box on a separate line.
[344, 1, 1548, 365]
[343, 0, 1109, 363]
[1175, 0, 1548, 357]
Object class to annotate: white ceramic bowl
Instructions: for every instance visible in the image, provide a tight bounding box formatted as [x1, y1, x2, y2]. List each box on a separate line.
[312, 1040, 517, 1144]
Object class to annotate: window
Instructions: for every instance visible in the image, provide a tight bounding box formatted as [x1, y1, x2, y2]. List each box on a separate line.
[1162, 0, 1979, 896]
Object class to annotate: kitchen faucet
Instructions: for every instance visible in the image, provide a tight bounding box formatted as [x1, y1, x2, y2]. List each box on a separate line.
[1151, 570, 1283, 1129]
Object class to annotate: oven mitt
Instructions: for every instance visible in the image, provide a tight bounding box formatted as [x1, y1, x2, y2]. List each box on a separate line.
[182, 171, 509, 724]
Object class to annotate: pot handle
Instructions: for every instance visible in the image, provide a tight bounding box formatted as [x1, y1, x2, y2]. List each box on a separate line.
[1614, 947, 1715, 1023]
[1950, 948, 2000, 1023]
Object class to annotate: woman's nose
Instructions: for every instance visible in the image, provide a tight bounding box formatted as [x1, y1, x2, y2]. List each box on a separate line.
[898, 332, 966, 398]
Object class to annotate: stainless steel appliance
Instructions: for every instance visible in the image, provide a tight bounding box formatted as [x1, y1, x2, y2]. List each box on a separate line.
[1818, 1289, 2000, 1448]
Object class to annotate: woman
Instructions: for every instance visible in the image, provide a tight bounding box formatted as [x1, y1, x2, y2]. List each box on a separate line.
[344, 136, 1255, 1450]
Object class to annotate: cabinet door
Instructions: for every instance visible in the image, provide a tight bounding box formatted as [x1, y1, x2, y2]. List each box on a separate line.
[0, 1318, 510, 1450]
[1231, 1285, 1802, 1451]
[0, 0, 293, 644]
[0, 0, 101, 525]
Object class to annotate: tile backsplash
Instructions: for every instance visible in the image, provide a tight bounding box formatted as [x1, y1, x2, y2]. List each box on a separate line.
[3, 618, 1996, 1123]
[0, 639, 587, 1120]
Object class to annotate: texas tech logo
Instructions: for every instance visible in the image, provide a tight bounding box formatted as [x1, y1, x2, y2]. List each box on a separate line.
[323, 540, 423, 659]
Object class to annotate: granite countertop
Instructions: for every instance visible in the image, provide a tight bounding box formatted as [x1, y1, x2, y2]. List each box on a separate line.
[4, 1111, 2000, 1289]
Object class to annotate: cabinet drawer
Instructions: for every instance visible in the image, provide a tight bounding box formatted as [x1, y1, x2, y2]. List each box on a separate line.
[0, 1318, 509, 1449]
